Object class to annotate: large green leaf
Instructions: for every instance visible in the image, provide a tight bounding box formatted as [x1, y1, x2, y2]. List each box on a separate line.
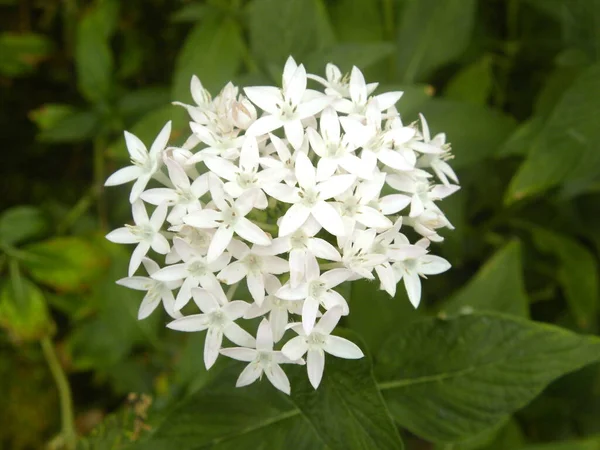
[172, 17, 244, 102]
[305, 43, 395, 74]
[75, 1, 119, 103]
[507, 63, 600, 202]
[330, 0, 384, 42]
[347, 279, 423, 353]
[376, 313, 600, 443]
[440, 240, 530, 318]
[247, 0, 334, 69]
[396, 0, 477, 82]
[289, 330, 404, 450]
[0, 206, 48, 246]
[530, 227, 599, 330]
[445, 56, 494, 106]
[30, 104, 100, 144]
[22, 236, 109, 293]
[522, 437, 600, 450]
[408, 100, 516, 169]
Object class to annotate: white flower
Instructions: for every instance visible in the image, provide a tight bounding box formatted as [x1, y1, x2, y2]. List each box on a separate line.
[220, 318, 302, 394]
[116, 258, 182, 320]
[265, 152, 355, 237]
[307, 63, 378, 100]
[340, 228, 387, 280]
[151, 237, 229, 310]
[141, 158, 209, 225]
[392, 238, 451, 307]
[277, 257, 352, 334]
[282, 306, 364, 389]
[105, 201, 170, 276]
[203, 136, 285, 208]
[244, 57, 331, 150]
[104, 121, 171, 203]
[416, 114, 458, 186]
[244, 274, 302, 342]
[183, 177, 271, 262]
[217, 239, 288, 306]
[167, 287, 255, 369]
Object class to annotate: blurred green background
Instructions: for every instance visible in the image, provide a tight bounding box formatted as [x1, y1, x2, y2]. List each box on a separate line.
[1, 0, 600, 449]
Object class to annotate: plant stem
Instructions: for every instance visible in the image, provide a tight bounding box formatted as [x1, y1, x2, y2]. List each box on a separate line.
[56, 186, 97, 235]
[41, 336, 77, 450]
[319, 262, 342, 270]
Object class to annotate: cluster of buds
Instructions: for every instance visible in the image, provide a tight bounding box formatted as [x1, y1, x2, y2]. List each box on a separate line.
[105, 57, 459, 394]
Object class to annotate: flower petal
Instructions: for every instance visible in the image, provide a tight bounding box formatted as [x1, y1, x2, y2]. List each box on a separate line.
[307, 349, 325, 389]
[323, 335, 364, 359]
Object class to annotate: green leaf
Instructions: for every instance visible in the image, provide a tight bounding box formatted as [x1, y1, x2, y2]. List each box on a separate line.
[137, 384, 324, 449]
[440, 240, 530, 318]
[22, 236, 109, 293]
[530, 227, 599, 330]
[330, 0, 384, 42]
[117, 87, 171, 120]
[0, 32, 53, 77]
[0, 32, 52, 76]
[497, 117, 545, 158]
[507, 63, 600, 202]
[0, 206, 48, 246]
[445, 56, 494, 106]
[30, 104, 100, 143]
[289, 330, 405, 450]
[0, 274, 54, 342]
[247, 0, 334, 68]
[170, 3, 209, 23]
[305, 43, 396, 74]
[172, 17, 243, 102]
[376, 313, 600, 443]
[408, 100, 516, 169]
[522, 436, 600, 450]
[75, 1, 119, 103]
[347, 279, 423, 352]
[396, 0, 477, 82]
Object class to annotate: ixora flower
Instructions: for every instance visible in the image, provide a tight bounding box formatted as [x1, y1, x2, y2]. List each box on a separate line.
[105, 56, 459, 394]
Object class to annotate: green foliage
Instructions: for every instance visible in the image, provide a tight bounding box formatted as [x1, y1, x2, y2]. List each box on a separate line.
[3, 0, 600, 448]
[376, 313, 600, 443]
[0, 32, 53, 77]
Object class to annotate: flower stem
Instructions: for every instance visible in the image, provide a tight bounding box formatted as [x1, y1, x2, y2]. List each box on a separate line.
[319, 262, 342, 270]
[41, 336, 77, 450]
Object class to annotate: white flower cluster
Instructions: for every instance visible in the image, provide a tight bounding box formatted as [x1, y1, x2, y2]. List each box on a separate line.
[105, 57, 459, 394]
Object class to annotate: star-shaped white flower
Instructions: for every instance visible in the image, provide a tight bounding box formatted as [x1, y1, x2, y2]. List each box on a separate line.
[244, 57, 331, 150]
[281, 306, 364, 389]
[264, 152, 355, 237]
[183, 176, 271, 262]
[151, 237, 230, 310]
[277, 256, 352, 334]
[217, 239, 288, 305]
[116, 258, 182, 320]
[391, 237, 451, 307]
[220, 318, 302, 394]
[104, 121, 171, 203]
[167, 287, 255, 369]
[105, 201, 170, 276]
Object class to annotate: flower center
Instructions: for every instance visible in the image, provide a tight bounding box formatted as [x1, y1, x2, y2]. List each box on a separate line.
[307, 332, 326, 347]
[242, 254, 263, 273]
[290, 231, 308, 249]
[298, 188, 319, 207]
[126, 224, 154, 241]
[209, 310, 228, 328]
[187, 259, 208, 277]
[236, 172, 257, 189]
[308, 281, 326, 299]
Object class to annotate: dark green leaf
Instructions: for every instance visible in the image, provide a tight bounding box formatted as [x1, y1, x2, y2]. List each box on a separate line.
[507, 63, 600, 202]
[522, 437, 600, 450]
[172, 17, 243, 102]
[497, 117, 545, 158]
[347, 279, 423, 353]
[22, 236, 109, 293]
[396, 0, 477, 82]
[330, 0, 384, 42]
[247, 0, 334, 68]
[376, 313, 600, 443]
[117, 87, 171, 120]
[170, 3, 209, 23]
[31, 105, 100, 143]
[0, 206, 48, 246]
[440, 240, 530, 318]
[75, 1, 119, 103]
[289, 330, 404, 450]
[530, 227, 599, 330]
[305, 43, 395, 74]
[445, 56, 494, 106]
